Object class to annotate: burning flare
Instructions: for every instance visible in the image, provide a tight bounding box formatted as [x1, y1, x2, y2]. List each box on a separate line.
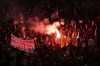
[46, 22, 61, 39]
[56, 30, 61, 39]
[30, 20, 61, 39]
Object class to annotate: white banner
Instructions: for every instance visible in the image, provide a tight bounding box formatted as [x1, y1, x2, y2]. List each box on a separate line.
[11, 34, 35, 52]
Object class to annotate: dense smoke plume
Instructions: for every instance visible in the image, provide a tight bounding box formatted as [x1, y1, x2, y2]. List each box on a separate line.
[29, 17, 61, 38]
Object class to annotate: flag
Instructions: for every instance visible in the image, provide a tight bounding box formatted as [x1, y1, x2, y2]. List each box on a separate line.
[60, 18, 65, 25]
[51, 10, 59, 20]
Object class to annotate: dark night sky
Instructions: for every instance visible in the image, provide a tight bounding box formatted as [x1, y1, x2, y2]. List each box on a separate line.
[0, 0, 100, 19]
[0, 0, 99, 11]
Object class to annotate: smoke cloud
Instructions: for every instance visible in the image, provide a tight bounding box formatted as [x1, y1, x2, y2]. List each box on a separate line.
[30, 20, 60, 34]
[28, 17, 61, 38]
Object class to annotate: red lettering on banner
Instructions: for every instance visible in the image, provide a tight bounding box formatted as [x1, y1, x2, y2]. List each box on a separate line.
[11, 34, 35, 52]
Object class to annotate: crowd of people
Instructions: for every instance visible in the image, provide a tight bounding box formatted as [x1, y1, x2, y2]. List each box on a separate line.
[11, 14, 97, 48]
[0, 12, 100, 66]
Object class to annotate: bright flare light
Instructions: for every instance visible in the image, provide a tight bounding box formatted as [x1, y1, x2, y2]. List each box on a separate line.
[56, 30, 61, 39]
[46, 23, 61, 39]
[46, 25, 56, 34]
